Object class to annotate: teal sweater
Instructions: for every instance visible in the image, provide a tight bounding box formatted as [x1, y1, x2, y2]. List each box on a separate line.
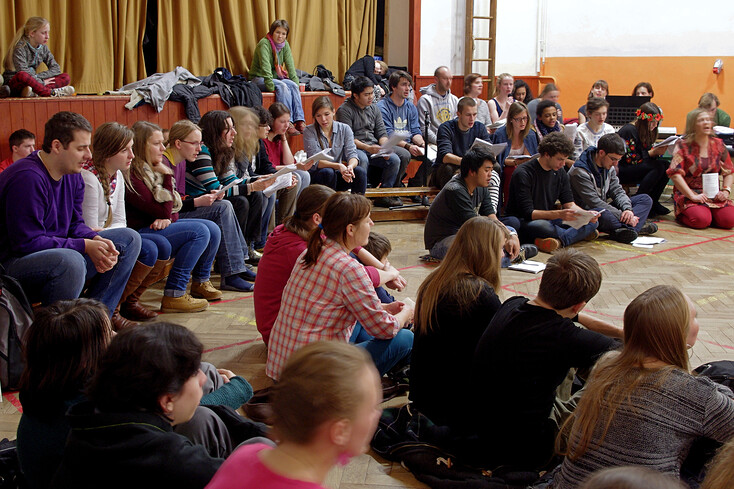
[248, 37, 299, 91]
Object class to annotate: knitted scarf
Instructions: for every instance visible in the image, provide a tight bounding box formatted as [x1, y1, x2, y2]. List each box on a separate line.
[267, 34, 288, 80]
[534, 118, 561, 140]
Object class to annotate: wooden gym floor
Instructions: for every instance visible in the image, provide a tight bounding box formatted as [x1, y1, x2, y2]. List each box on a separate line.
[3, 192, 734, 488]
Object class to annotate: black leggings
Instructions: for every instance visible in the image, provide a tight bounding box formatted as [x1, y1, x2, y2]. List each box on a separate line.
[617, 157, 669, 204]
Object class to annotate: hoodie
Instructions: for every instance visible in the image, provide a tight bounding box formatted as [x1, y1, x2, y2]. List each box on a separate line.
[568, 146, 631, 219]
[378, 95, 421, 142]
[417, 84, 459, 145]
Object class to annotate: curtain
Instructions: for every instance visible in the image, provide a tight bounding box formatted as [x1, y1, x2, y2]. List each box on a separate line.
[157, 0, 377, 81]
[0, 0, 147, 93]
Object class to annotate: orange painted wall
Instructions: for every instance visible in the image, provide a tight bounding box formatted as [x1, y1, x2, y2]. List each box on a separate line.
[541, 56, 732, 131]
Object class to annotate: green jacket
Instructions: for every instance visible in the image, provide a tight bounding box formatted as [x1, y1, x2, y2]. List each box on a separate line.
[248, 37, 299, 91]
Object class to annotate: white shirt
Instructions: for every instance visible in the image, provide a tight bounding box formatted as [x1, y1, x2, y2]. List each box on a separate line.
[81, 169, 127, 229]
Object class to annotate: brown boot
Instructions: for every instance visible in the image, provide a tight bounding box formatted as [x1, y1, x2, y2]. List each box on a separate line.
[111, 311, 138, 331]
[116, 261, 154, 322]
[121, 259, 172, 321]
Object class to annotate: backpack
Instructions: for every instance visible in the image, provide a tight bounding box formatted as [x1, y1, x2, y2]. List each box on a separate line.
[0, 266, 33, 391]
[313, 64, 335, 82]
[0, 439, 21, 489]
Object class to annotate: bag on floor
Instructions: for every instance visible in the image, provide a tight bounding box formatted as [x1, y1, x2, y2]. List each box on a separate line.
[694, 360, 734, 390]
[0, 266, 33, 390]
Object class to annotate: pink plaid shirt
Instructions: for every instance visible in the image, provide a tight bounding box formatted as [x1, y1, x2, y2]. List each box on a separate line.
[266, 239, 401, 380]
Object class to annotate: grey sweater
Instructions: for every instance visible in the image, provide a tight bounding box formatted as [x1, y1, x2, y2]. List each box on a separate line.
[335, 97, 386, 146]
[3, 40, 61, 82]
[553, 368, 734, 489]
[569, 146, 631, 220]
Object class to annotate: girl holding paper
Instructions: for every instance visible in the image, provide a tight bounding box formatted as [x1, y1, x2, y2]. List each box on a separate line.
[667, 108, 734, 229]
[302, 96, 367, 194]
[164, 115, 257, 293]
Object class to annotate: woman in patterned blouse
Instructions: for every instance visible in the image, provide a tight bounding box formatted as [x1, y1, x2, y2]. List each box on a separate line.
[666, 108, 734, 229]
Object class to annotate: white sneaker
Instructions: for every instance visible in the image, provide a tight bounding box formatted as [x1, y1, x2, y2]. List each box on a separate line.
[51, 85, 75, 97]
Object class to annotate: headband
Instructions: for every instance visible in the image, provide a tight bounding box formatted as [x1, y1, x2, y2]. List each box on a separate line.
[636, 109, 663, 122]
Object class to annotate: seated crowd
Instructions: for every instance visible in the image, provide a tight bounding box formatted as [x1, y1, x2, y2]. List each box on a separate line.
[2, 13, 734, 489]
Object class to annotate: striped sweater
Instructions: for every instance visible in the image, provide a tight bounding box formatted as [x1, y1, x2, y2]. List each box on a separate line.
[553, 368, 734, 488]
[185, 146, 252, 198]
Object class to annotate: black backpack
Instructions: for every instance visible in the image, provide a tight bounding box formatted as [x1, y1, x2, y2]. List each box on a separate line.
[0, 266, 33, 391]
[313, 64, 335, 82]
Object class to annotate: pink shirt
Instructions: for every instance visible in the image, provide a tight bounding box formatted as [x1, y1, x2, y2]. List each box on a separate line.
[205, 443, 325, 489]
[266, 239, 400, 380]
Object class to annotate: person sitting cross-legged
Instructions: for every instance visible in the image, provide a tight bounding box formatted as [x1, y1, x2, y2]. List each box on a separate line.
[336, 75, 403, 207]
[424, 147, 530, 263]
[569, 133, 657, 243]
[505, 132, 600, 253]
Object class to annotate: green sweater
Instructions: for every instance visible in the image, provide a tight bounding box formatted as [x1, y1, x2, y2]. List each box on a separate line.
[248, 37, 299, 91]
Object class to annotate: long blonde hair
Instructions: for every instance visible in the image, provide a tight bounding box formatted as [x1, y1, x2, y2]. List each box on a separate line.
[229, 106, 260, 163]
[4, 17, 49, 72]
[128, 121, 162, 185]
[562, 285, 691, 460]
[702, 437, 734, 489]
[415, 217, 506, 334]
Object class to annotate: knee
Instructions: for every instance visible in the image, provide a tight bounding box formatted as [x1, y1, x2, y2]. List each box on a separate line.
[353, 166, 367, 179]
[680, 207, 712, 229]
[53, 250, 88, 282]
[393, 328, 414, 352]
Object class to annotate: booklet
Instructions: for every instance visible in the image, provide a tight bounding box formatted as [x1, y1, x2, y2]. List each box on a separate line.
[509, 260, 546, 274]
[505, 152, 539, 163]
[299, 148, 334, 167]
[263, 173, 294, 198]
[630, 236, 667, 248]
[216, 178, 244, 196]
[488, 119, 507, 130]
[562, 209, 603, 229]
[562, 122, 578, 143]
[370, 132, 406, 158]
[469, 138, 507, 158]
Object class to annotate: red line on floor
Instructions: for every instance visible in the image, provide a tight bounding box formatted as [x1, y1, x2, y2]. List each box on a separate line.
[659, 228, 710, 239]
[3, 392, 22, 412]
[210, 294, 254, 304]
[203, 336, 262, 353]
[701, 339, 734, 351]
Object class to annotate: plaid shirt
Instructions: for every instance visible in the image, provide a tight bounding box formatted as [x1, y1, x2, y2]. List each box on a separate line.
[266, 239, 401, 380]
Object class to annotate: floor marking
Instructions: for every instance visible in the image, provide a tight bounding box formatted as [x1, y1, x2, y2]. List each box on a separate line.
[203, 336, 262, 353]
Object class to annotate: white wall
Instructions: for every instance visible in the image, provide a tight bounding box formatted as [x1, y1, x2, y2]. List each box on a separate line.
[385, 0, 410, 67]
[419, 0, 465, 75]
[420, 0, 734, 76]
[546, 1, 734, 58]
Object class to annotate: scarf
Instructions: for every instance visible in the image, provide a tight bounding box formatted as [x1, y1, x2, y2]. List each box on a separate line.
[82, 160, 118, 195]
[139, 163, 182, 214]
[267, 34, 288, 80]
[534, 118, 561, 139]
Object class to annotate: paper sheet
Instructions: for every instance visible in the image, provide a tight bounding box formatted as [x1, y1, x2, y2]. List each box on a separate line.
[488, 119, 507, 130]
[630, 236, 667, 246]
[469, 138, 507, 157]
[300, 149, 334, 167]
[562, 122, 578, 143]
[508, 260, 546, 274]
[216, 178, 243, 196]
[652, 135, 680, 149]
[703, 173, 720, 199]
[263, 173, 293, 198]
[505, 152, 539, 162]
[562, 209, 603, 229]
[370, 132, 406, 158]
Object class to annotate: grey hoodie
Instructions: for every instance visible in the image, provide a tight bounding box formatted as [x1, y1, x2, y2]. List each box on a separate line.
[417, 84, 459, 144]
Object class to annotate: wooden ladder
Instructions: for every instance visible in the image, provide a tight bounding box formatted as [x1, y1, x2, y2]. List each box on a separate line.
[464, 0, 498, 94]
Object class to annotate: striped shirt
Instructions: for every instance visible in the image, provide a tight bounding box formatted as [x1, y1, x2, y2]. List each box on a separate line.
[265, 239, 401, 380]
[185, 145, 250, 198]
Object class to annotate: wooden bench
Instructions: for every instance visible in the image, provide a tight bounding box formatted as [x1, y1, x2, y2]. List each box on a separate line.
[365, 187, 438, 222]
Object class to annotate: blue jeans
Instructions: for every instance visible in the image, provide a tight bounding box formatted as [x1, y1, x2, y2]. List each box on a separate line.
[310, 165, 367, 194]
[179, 199, 248, 277]
[430, 220, 520, 267]
[3, 228, 141, 317]
[252, 77, 305, 122]
[594, 194, 652, 234]
[258, 173, 301, 246]
[349, 323, 414, 376]
[519, 218, 598, 247]
[140, 219, 220, 297]
[356, 149, 401, 188]
[138, 234, 172, 267]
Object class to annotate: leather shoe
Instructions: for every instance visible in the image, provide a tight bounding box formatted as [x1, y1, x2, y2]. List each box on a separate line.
[120, 300, 158, 321]
[111, 312, 138, 331]
[513, 244, 538, 263]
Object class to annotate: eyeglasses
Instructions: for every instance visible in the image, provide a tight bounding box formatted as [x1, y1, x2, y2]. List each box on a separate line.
[606, 154, 622, 163]
[512, 116, 529, 123]
[181, 140, 203, 147]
